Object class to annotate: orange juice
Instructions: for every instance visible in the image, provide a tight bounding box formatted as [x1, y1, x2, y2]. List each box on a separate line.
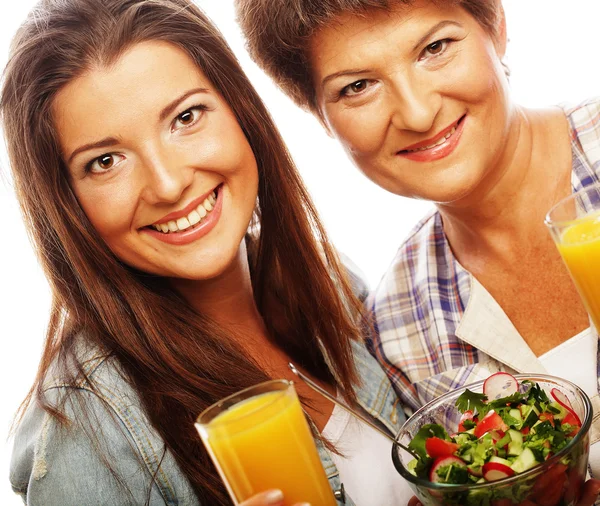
[197, 385, 336, 506]
[557, 211, 600, 329]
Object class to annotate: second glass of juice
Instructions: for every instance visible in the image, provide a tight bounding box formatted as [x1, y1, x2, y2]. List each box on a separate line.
[546, 182, 600, 329]
[195, 379, 337, 506]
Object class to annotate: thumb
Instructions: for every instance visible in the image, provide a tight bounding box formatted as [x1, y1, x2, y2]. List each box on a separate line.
[577, 479, 600, 506]
[239, 490, 285, 506]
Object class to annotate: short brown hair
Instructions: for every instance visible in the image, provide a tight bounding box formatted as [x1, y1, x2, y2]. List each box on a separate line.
[236, 0, 500, 112]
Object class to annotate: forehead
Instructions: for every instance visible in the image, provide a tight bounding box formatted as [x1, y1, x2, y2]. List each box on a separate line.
[308, 1, 475, 80]
[52, 41, 212, 149]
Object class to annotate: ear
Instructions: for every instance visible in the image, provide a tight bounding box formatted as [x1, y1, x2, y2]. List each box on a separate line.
[493, 2, 508, 59]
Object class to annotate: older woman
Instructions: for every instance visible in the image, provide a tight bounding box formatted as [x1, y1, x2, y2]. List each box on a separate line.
[236, 0, 600, 495]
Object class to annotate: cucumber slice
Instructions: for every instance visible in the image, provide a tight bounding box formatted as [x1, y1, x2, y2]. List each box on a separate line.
[507, 429, 523, 456]
[510, 447, 539, 473]
[490, 456, 513, 467]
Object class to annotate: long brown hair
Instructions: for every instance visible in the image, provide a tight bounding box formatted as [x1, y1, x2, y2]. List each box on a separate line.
[1, 0, 362, 503]
[235, 0, 502, 112]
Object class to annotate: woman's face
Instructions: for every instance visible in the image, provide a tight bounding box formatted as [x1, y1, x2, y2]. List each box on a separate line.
[53, 41, 259, 280]
[310, 0, 511, 205]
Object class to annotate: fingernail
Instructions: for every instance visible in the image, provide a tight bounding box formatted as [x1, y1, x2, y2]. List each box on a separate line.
[265, 489, 284, 504]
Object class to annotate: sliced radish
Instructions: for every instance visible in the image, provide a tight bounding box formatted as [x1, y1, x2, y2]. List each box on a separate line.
[429, 456, 467, 483]
[474, 410, 509, 439]
[551, 388, 582, 425]
[425, 437, 460, 459]
[482, 462, 515, 482]
[458, 410, 476, 432]
[551, 388, 574, 410]
[483, 372, 519, 400]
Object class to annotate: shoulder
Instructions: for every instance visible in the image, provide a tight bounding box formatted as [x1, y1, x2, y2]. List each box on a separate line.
[10, 344, 199, 506]
[370, 208, 440, 304]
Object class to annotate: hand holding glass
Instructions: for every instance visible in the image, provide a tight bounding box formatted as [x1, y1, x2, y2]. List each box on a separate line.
[195, 380, 337, 505]
[546, 183, 600, 330]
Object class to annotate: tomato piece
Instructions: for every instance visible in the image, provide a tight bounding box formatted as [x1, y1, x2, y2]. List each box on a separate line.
[474, 410, 508, 438]
[520, 426, 530, 435]
[425, 436, 460, 459]
[563, 411, 581, 429]
[539, 412, 555, 422]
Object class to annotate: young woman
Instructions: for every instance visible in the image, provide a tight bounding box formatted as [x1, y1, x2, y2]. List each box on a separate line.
[236, 0, 600, 502]
[3, 0, 410, 504]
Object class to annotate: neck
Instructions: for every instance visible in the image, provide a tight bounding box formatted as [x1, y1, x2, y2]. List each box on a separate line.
[437, 105, 572, 262]
[171, 241, 267, 339]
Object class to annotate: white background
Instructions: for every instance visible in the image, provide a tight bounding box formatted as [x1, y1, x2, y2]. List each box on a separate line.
[0, 1, 598, 504]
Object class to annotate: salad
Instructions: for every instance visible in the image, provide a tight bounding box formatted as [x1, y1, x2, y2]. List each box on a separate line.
[406, 372, 585, 504]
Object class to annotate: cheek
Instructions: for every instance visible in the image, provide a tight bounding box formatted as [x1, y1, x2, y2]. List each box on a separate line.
[75, 182, 137, 242]
[326, 100, 390, 157]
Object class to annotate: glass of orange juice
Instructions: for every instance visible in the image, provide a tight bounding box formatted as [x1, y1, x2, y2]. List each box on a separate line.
[195, 379, 337, 506]
[546, 182, 600, 329]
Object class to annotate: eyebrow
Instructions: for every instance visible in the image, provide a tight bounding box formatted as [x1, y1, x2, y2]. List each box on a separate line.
[66, 87, 210, 164]
[320, 20, 463, 89]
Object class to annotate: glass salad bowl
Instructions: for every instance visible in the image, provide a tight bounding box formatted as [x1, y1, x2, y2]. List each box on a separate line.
[392, 374, 592, 506]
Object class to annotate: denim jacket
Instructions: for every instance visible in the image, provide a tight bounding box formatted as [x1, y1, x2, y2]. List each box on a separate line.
[9, 335, 406, 506]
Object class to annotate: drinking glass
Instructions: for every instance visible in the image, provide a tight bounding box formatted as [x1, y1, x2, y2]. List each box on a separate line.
[545, 183, 600, 329]
[195, 379, 337, 505]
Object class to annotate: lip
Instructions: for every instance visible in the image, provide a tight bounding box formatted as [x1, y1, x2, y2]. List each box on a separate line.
[141, 186, 223, 246]
[153, 186, 219, 226]
[397, 115, 466, 163]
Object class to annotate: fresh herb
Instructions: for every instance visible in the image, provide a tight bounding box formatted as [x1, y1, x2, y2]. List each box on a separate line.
[456, 389, 488, 416]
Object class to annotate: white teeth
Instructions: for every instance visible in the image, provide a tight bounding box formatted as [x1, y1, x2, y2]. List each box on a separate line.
[188, 210, 201, 226]
[151, 189, 218, 234]
[176, 217, 191, 230]
[406, 126, 458, 153]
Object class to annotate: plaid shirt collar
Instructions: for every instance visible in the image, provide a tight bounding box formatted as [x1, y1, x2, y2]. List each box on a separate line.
[452, 100, 600, 370]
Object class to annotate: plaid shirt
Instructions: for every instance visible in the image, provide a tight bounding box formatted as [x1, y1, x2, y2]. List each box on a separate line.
[367, 98, 600, 443]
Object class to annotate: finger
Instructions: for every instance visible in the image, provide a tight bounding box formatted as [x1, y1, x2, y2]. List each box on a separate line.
[408, 496, 422, 506]
[239, 489, 285, 506]
[576, 479, 600, 506]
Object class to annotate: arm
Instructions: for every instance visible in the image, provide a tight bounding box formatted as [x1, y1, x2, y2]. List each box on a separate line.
[10, 387, 197, 506]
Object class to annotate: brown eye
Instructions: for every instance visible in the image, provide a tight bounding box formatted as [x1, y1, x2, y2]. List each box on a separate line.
[98, 154, 115, 170]
[173, 106, 206, 131]
[424, 40, 449, 58]
[87, 153, 125, 174]
[178, 111, 194, 125]
[350, 80, 367, 93]
[341, 79, 373, 98]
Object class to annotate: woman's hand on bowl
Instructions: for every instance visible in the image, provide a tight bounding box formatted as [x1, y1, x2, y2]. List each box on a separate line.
[240, 489, 310, 506]
[406, 479, 600, 506]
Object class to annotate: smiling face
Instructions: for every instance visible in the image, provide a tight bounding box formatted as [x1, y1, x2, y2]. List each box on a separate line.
[53, 41, 259, 281]
[310, 0, 512, 204]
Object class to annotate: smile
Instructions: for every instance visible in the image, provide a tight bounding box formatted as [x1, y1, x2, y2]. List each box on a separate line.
[151, 190, 217, 234]
[142, 185, 224, 246]
[397, 115, 466, 162]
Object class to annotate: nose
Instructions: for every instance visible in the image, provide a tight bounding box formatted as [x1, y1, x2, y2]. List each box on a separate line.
[388, 72, 441, 133]
[139, 147, 194, 205]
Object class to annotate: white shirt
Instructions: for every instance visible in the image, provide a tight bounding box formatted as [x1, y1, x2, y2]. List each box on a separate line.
[538, 327, 600, 476]
[322, 402, 413, 506]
